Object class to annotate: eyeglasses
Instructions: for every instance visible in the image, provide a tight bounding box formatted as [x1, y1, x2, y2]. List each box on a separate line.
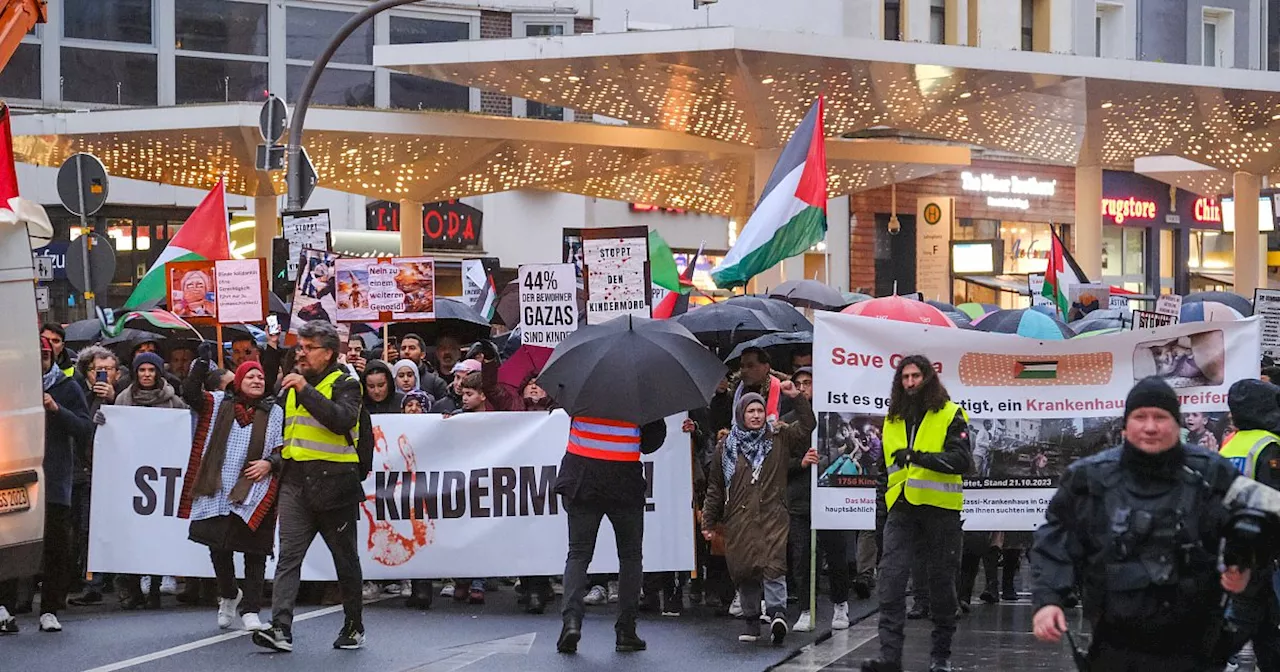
[297, 344, 328, 354]
[93, 366, 117, 373]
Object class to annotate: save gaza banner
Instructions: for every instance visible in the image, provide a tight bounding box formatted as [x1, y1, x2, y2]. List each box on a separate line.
[90, 408, 693, 579]
[812, 312, 1263, 531]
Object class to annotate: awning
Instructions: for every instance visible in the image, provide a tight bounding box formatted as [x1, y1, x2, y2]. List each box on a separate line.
[955, 274, 1032, 296]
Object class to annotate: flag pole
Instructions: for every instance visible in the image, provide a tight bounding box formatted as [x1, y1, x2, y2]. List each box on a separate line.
[215, 324, 224, 369]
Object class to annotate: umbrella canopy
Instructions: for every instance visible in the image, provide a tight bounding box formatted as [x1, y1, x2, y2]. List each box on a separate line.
[493, 327, 522, 361]
[1074, 327, 1123, 338]
[1028, 304, 1058, 317]
[768, 280, 846, 309]
[111, 309, 203, 340]
[842, 292, 872, 305]
[841, 295, 957, 327]
[723, 296, 812, 332]
[724, 331, 814, 367]
[135, 292, 290, 318]
[538, 315, 728, 425]
[498, 343, 553, 390]
[386, 298, 493, 344]
[973, 309, 1074, 340]
[674, 302, 781, 355]
[925, 300, 972, 327]
[63, 318, 105, 347]
[1180, 301, 1243, 323]
[1069, 316, 1126, 332]
[1186, 291, 1253, 317]
[956, 302, 1000, 320]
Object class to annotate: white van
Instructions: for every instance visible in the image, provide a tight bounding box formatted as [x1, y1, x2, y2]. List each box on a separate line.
[0, 219, 46, 581]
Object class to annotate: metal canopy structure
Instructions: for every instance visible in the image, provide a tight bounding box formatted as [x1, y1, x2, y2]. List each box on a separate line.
[12, 102, 968, 216]
[377, 26, 1280, 181]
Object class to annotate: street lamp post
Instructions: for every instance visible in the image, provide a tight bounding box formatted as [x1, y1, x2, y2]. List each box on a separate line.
[286, 0, 425, 210]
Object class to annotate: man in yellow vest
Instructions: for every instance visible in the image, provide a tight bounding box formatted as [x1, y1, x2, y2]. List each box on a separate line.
[253, 320, 366, 654]
[1220, 378, 1280, 670]
[862, 355, 971, 672]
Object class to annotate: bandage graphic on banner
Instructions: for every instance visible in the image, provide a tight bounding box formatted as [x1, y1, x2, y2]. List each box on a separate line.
[90, 409, 694, 580]
[812, 313, 1262, 531]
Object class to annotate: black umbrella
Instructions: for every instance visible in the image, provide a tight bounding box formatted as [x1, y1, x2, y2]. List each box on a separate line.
[723, 296, 812, 332]
[674, 302, 782, 355]
[724, 331, 814, 366]
[768, 280, 846, 310]
[386, 297, 493, 344]
[1188, 291, 1253, 317]
[64, 318, 105, 348]
[925, 300, 972, 328]
[136, 292, 290, 319]
[538, 315, 728, 425]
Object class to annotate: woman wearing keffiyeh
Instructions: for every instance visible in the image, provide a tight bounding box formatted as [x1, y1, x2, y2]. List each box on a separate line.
[178, 352, 284, 633]
[702, 380, 815, 647]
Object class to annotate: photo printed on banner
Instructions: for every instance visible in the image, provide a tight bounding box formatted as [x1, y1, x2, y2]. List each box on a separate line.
[1133, 330, 1225, 388]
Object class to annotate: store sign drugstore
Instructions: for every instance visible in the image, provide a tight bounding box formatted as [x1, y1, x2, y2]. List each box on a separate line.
[960, 171, 1057, 210]
[1100, 197, 1157, 224]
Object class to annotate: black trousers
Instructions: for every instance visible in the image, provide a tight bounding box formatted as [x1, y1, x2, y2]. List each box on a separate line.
[877, 503, 961, 664]
[270, 480, 362, 628]
[561, 499, 643, 626]
[1225, 569, 1280, 671]
[1088, 642, 1206, 672]
[788, 514, 851, 605]
[209, 550, 267, 615]
[0, 503, 73, 615]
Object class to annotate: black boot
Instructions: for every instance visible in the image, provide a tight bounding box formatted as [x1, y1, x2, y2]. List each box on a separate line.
[557, 618, 582, 654]
[615, 620, 646, 652]
[860, 661, 903, 672]
[407, 580, 432, 610]
[527, 591, 546, 615]
[1001, 550, 1021, 601]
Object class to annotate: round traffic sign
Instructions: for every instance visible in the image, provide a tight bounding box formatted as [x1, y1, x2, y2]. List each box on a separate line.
[66, 233, 116, 295]
[259, 96, 288, 144]
[56, 153, 110, 217]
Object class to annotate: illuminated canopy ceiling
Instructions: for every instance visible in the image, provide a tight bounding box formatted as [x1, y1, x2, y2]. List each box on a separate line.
[12, 102, 967, 216]
[378, 26, 1280, 184]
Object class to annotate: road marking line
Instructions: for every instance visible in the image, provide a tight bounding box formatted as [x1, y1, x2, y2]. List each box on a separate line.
[82, 599, 379, 672]
[770, 624, 878, 672]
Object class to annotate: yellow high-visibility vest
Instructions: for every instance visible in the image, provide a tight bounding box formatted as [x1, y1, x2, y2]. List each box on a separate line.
[283, 369, 359, 463]
[883, 401, 966, 511]
[1220, 429, 1280, 480]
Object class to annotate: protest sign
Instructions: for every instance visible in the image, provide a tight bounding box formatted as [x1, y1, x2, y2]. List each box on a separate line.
[462, 258, 498, 320]
[333, 257, 435, 322]
[1156, 294, 1183, 318]
[281, 210, 331, 282]
[1255, 289, 1280, 359]
[578, 226, 651, 324]
[812, 312, 1261, 530]
[1027, 274, 1052, 308]
[166, 260, 218, 322]
[1108, 295, 1129, 311]
[1132, 309, 1176, 329]
[1067, 283, 1109, 322]
[90, 408, 694, 579]
[214, 258, 267, 324]
[288, 247, 349, 345]
[519, 263, 578, 347]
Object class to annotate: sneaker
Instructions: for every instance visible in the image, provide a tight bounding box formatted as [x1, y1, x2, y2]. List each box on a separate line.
[38, 613, 61, 632]
[793, 611, 814, 633]
[852, 576, 873, 600]
[333, 619, 365, 650]
[160, 576, 179, 595]
[906, 604, 929, 619]
[68, 590, 103, 606]
[240, 612, 268, 631]
[728, 592, 743, 617]
[217, 589, 242, 629]
[930, 659, 954, 672]
[770, 614, 788, 646]
[0, 606, 16, 634]
[1224, 657, 1241, 672]
[140, 576, 152, 593]
[584, 585, 607, 606]
[860, 661, 904, 672]
[978, 590, 998, 604]
[439, 581, 455, 599]
[738, 619, 760, 642]
[760, 601, 770, 623]
[832, 601, 851, 630]
[252, 622, 293, 653]
[468, 588, 485, 605]
[661, 588, 683, 617]
[384, 582, 408, 596]
[607, 581, 619, 604]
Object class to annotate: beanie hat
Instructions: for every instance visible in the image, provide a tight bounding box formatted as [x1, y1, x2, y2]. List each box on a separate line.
[734, 392, 766, 428]
[1125, 376, 1181, 421]
[792, 366, 813, 379]
[452, 358, 482, 374]
[132, 352, 165, 376]
[402, 390, 432, 410]
[234, 360, 264, 395]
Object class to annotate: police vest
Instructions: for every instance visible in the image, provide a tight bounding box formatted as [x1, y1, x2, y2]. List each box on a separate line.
[882, 401, 965, 511]
[566, 417, 641, 462]
[283, 370, 360, 463]
[1220, 429, 1280, 480]
[61, 365, 75, 378]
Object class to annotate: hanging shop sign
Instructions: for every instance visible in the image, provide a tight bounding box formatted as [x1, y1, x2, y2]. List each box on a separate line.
[959, 171, 1057, 211]
[366, 200, 483, 250]
[1101, 171, 1222, 230]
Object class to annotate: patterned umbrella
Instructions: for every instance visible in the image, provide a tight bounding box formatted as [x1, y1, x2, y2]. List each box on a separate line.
[956, 302, 1000, 320]
[1180, 301, 1243, 323]
[972, 309, 1075, 340]
[841, 295, 957, 327]
[1187, 291, 1253, 317]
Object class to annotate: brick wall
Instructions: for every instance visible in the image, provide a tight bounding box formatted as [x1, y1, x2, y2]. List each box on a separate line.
[574, 17, 594, 34]
[847, 161, 1077, 293]
[478, 11, 514, 117]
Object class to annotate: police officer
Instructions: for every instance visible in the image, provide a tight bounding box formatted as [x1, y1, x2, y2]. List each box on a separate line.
[253, 320, 366, 654]
[1220, 379, 1280, 670]
[1031, 377, 1261, 670]
[862, 355, 971, 672]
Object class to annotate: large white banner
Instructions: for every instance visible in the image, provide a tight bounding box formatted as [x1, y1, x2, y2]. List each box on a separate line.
[812, 313, 1262, 531]
[91, 408, 693, 579]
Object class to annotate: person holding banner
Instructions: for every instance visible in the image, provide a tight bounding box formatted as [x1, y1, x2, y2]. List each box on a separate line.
[1030, 377, 1280, 671]
[863, 355, 971, 672]
[178, 351, 283, 633]
[252, 321, 367, 654]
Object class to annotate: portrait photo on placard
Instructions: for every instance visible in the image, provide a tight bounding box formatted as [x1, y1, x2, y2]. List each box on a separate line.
[168, 261, 217, 319]
[816, 412, 881, 488]
[1132, 330, 1225, 388]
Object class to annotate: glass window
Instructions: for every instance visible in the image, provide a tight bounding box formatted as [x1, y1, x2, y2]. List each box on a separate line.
[390, 17, 470, 45]
[1101, 226, 1122, 275]
[287, 7, 373, 65]
[1203, 20, 1218, 66]
[65, 0, 153, 44]
[389, 73, 468, 111]
[525, 24, 565, 37]
[176, 57, 268, 104]
[1021, 0, 1035, 51]
[1124, 227, 1144, 274]
[929, 0, 946, 44]
[1095, 15, 1103, 57]
[286, 65, 373, 107]
[0, 43, 40, 99]
[523, 24, 566, 119]
[884, 1, 901, 40]
[175, 0, 268, 56]
[61, 48, 157, 105]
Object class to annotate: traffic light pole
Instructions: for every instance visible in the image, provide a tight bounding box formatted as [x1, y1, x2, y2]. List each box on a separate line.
[286, 0, 423, 211]
[74, 155, 95, 315]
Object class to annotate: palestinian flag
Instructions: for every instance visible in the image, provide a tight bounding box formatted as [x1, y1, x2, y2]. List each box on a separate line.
[123, 178, 230, 309]
[463, 258, 498, 321]
[1014, 361, 1058, 380]
[108, 309, 200, 338]
[1042, 226, 1088, 317]
[654, 243, 702, 319]
[711, 97, 827, 289]
[649, 230, 687, 294]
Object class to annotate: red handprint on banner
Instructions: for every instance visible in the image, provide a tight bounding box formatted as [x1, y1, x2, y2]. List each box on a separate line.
[360, 427, 434, 566]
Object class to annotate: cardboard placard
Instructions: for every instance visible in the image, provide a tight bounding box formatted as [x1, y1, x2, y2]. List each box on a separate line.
[288, 247, 349, 346]
[1131, 309, 1177, 329]
[572, 226, 651, 325]
[333, 257, 436, 322]
[1067, 283, 1110, 322]
[1254, 289, 1280, 359]
[519, 263, 578, 347]
[214, 258, 268, 324]
[1155, 294, 1183, 318]
[281, 209, 332, 282]
[1028, 274, 1053, 308]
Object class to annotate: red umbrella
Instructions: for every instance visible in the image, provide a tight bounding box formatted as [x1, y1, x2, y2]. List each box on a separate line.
[840, 295, 957, 327]
[498, 343, 553, 391]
